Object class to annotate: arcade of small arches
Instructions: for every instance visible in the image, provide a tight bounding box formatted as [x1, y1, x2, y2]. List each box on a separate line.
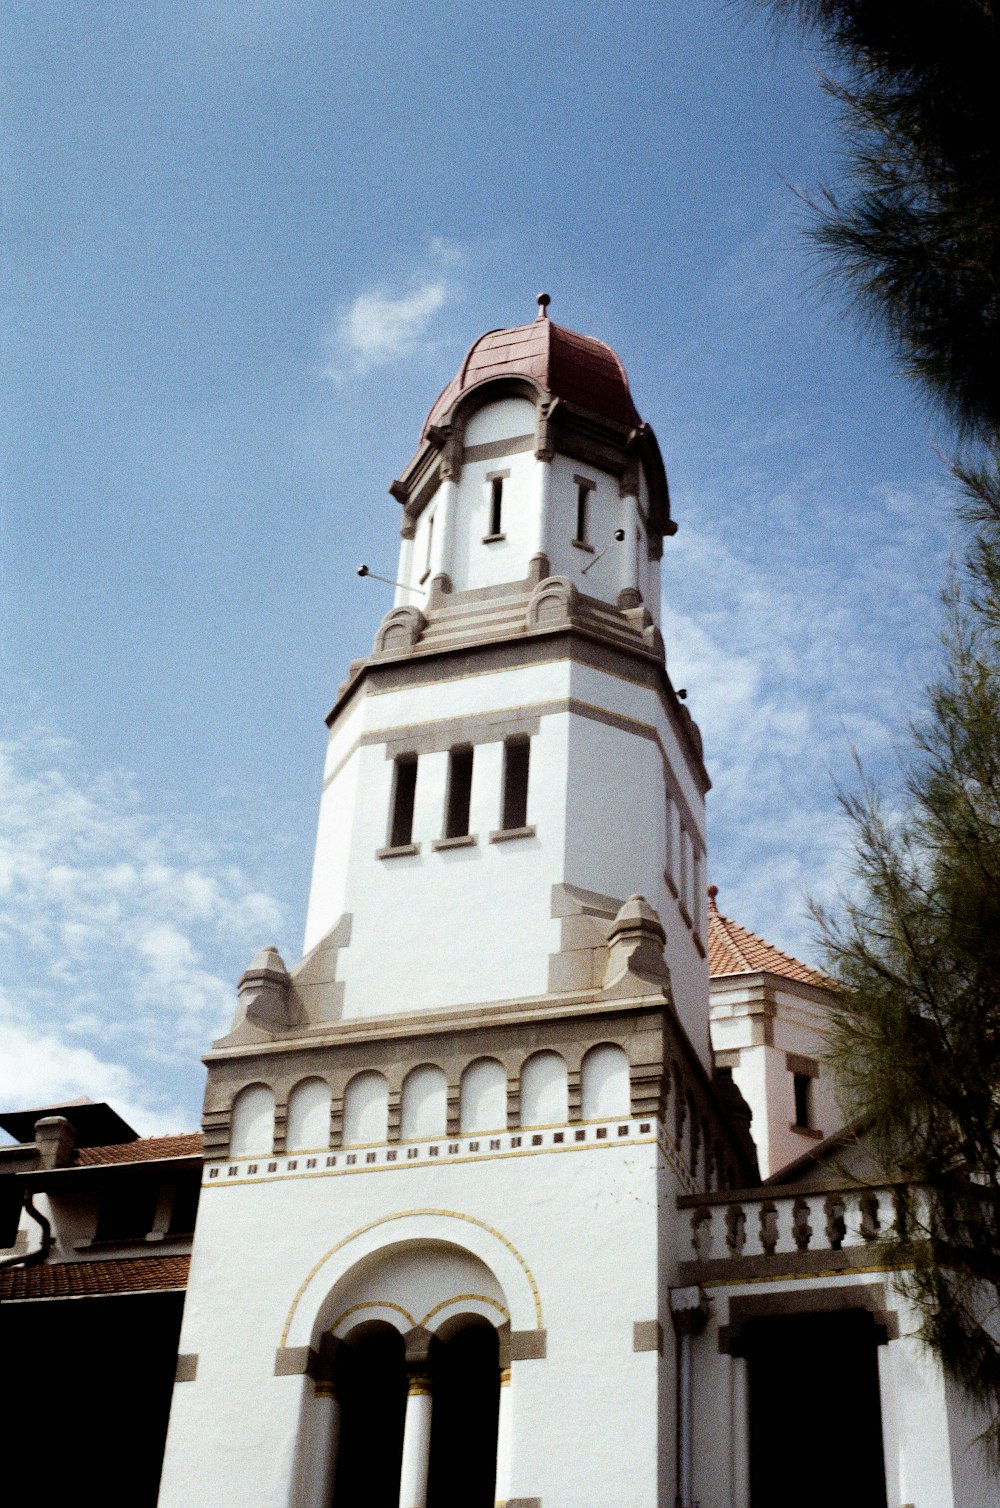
[223, 1041, 742, 1192]
[229, 1044, 630, 1159]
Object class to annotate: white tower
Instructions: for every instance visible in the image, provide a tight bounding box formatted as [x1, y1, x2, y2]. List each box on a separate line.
[157, 300, 756, 1508]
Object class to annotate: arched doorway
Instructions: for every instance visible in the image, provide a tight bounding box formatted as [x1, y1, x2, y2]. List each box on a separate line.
[331, 1324, 407, 1508]
[425, 1320, 501, 1508]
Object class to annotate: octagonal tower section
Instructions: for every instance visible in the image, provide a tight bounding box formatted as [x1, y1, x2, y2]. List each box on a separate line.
[301, 297, 712, 1068]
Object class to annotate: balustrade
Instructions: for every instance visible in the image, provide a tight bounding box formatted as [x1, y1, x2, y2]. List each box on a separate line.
[681, 1185, 902, 1272]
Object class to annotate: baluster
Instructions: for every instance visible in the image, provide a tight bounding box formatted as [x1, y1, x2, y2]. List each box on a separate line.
[792, 1197, 812, 1252]
[860, 1190, 881, 1241]
[726, 1203, 746, 1257]
[773, 1197, 799, 1255]
[842, 1190, 869, 1247]
[759, 1200, 778, 1256]
[824, 1193, 846, 1250]
[691, 1205, 713, 1262]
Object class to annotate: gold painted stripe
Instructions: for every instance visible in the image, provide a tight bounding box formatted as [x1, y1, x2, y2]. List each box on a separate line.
[279, 1208, 545, 1346]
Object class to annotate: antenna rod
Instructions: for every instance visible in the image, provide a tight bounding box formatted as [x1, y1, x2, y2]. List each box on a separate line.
[357, 564, 424, 595]
[581, 528, 626, 576]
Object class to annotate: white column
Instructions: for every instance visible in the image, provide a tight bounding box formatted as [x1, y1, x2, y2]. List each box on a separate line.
[494, 1366, 513, 1506]
[395, 534, 415, 607]
[433, 478, 457, 582]
[621, 491, 640, 600]
[729, 1354, 750, 1508]
[532, 458, 552, 572]
[300, 1382, 341, 1508]
[398, 1373, 433, 1508]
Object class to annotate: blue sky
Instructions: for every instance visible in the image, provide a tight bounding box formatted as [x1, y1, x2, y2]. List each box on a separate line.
[1, 2, 957, 1131]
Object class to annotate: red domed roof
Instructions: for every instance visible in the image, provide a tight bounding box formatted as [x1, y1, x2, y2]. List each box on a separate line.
[424, 301, 642, 435]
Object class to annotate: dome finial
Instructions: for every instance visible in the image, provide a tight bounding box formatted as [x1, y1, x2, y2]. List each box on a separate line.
[535, 291, 551, 320]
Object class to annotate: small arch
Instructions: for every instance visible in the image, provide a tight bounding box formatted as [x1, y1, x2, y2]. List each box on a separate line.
[519, 1050, 568, 1128]
[229, 1082, 274, 1158]
[460, 1058, 507, 1134]
[581, 1043, 630, 1121]
[286, 1077, 332, 1152]
[343, 1071, 389, 1147]
[400, 1064, 447, 1141]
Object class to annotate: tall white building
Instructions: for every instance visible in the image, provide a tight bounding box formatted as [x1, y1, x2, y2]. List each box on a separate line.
[148, 301, 995, 1508]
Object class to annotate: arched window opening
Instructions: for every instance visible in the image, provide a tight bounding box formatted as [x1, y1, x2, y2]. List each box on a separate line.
[400, 1064, 448, 1141]
[519, 1051, 568, 1128]
[331, 1325, 407, 1508]
[580, 1043, 630, 1120]
[287, 1078, 332, 1152]
[342, 1072, 389, 1147]
[230, 1083, 275, 1158]
[460, 1058, 507, 1134]
[426, 1322, 501, 1508]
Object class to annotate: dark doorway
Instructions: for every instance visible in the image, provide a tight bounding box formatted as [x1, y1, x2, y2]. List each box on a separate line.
[426, 1322, 501, 1508]
[743, 1309, 888, 1508]
[332, 1325, 407, 1508]
[0, 1290, 184, 1505]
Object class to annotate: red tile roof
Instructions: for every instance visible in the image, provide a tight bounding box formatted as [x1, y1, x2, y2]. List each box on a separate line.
[75, 1132, 203, 1166]
[0, 1253, 190, 1301]
[707, 887, 830, 990]
[424, 307, 641, 435]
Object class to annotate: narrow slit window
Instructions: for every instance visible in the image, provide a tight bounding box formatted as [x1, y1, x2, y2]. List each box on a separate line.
[489, 476, 504, 536]
[793, 1073, 812, 1130]
[389, 756, 418, 848]
[575, 481, 591, 543]
[445, 746, 474, 838]
[502, 738, 530, 830]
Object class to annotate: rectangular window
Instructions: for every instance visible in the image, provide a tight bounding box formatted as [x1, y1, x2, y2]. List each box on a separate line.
[389, 756, 418, 847]
[445, 746, 474, 838]
[793, 1074, 812, 1130]
[575, 480, 591, 543]
[489, 476, 504, 536]
[501, 738, 530, 830]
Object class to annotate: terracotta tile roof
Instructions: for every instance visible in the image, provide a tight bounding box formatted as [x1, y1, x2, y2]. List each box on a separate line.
[75, 1132, 203, 1166]
[0, 1253, 189, 1301]
[424, 306, 641, 435]
[707, 887, 830, 990]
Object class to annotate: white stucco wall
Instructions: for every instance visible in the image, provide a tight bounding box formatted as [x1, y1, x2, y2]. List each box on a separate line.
[301, 656, 710, 1066]
[157, 1124, 675, 1508]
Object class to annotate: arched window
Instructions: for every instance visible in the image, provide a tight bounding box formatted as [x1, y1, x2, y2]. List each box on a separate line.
[460, 1058, 507, 1134]
[332, 1325, 407, 1508]
[580, 1043, 630, 1121]
[426, 1321, 501, 1508]
[519, 1051, 568, 1128]
[286, 1077, 331, 1152]
[230, 1082, 274, 1157]
[400, 1064, 447, 1141]
[342, 1072, 389, 1147]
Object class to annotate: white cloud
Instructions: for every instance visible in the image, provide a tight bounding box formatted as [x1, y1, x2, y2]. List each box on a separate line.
[0, 730, 285, 1132]
[663, 468, 955, 964]
[326, 238, 464, 378]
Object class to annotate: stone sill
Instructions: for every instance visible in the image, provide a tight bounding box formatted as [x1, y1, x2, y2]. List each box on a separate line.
[432, 834, 477, 851]
[790, 1122, 824, 1140]
[489, 825, 537, 843]
[376, 843, 421, 860]
[481, 533, 507, 544]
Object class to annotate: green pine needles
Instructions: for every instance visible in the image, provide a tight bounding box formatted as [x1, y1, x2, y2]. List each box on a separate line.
[754, 0, 1000, 1453]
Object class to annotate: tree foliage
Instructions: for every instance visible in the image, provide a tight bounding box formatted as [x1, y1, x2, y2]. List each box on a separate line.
[761, 1, 999, 439]
[756, 0, 1000, 1453]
